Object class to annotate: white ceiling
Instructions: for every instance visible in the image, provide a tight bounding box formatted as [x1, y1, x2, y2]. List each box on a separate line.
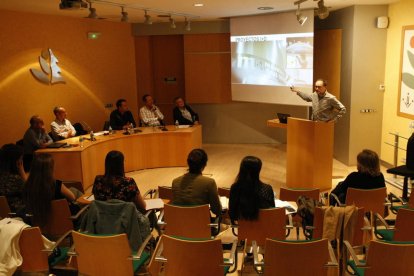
[0, 0, 398, 23]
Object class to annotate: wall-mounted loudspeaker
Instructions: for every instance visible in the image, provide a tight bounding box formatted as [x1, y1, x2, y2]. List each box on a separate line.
[376, 16, 389, 29]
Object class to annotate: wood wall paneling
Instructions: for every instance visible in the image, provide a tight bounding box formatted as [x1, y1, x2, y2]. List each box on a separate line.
[184, 33, 231, 53]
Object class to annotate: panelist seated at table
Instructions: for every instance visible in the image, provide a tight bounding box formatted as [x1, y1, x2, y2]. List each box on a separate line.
[139, 94, 164, 127]
[50, 106, 76, 141]
[110, 98, 137, 131]
[173, 96, 199, 125]
[228, 156, 275, 222]
[92, 150, 146, 211]
[171, 148, 222, 217]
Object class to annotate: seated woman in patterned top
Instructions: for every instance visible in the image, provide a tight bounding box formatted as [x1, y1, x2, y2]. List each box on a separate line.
[92, 150, 146, 210]
[229, 156, 275, 222]
[0, 143, 27, 215]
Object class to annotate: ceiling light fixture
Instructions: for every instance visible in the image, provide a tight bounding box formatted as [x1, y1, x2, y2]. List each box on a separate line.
[87, 2, 98, 19]
[295, 3, 307, 26]
[316, 0, 329, 19]
[184, 17, 191, 31]
[121, 7, 128, 22]
[169, 16, 176, 29]
[194, 3, 204, 7]
[144, 10, 152, 25]
[257, 7, 274, 11]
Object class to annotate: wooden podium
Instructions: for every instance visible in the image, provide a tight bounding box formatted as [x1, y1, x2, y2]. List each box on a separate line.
[268, 117, 334, 191]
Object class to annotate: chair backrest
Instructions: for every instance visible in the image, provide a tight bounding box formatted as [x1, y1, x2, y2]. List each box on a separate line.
[264, 238, 329, 276]
[218, 187, 230, 198]
[163, 204, 212, 239]
[345, 187, 387, 216]
[238, 208, 286, 246]
[394, 208, 414, 241]
[18, 227, 49, 273]
[408, 195, 414, 207]
[158, 186, 173, 201]
[72, 231, 134, 275]
[279, 187, 320, 202]
[364, 240, 414, 276]
[41, 199, 73, 238]
[161, 234, 225, 276]
[313, 206, 366, 246]
[0, 196, 11, 218]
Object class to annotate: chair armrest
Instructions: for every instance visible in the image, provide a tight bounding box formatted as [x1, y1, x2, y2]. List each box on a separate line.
[329, 193, 343, 206]
[223, 240, 238, 266]
[285, 214, 294, 229]
[144, 209, 153, 218]
[70, 204, 89, 220]
[154, 242, 167, 263]
[374, 213, 392, 229]
[326, 240, 338, 267]
[389, 192, 406, 205]
[128, 234, 153, 261]
[143, 188, 157, 199]
[344, 240, 366, 267]
[42, 230, 73, 253]
[252, 240, 264, 266]
[157, 209, 166, 226]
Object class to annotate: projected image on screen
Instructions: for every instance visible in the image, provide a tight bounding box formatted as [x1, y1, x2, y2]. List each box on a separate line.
[231, 33, 313, 87]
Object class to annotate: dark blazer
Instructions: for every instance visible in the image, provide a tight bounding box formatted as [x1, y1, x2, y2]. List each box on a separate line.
[173, 105, 199, 125]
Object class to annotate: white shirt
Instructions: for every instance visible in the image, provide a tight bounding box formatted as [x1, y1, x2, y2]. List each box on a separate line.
[51, 119, 76, 140]
[139, 105, 164, 126]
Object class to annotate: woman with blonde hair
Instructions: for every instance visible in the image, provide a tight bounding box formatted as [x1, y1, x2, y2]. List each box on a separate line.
[330, 149, 385, 205]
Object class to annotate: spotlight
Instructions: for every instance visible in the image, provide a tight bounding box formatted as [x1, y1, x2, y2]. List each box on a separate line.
[87, 3, 98, 19]
[144, 10, 152, 25]
[169, 16, 176, 29]
[121, 7, 128, 22]
[184, 18, 191, 31]
[317, 0, 329, 19]
[296, 4, 307, 26]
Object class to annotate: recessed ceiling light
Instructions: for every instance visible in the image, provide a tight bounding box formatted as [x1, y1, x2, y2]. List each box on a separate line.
[257, 7, 274, 10]
[194, 3, 204, 7]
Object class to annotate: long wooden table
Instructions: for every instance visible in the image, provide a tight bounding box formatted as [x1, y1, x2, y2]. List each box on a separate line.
[38, 125, 202, 190]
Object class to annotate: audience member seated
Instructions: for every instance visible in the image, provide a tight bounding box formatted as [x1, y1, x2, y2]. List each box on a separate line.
[171, 148, 222, 217]
[330, 149, 386, 205]
[24, 153, 81, 227]
[173, 96, 199, 125]
[22, 115, 53, 171]
[0, 144, 27, 215]
[50, 106, 76, 141]
[139, 94, 164, 127]
[109, 99, 137, 130]
[92, 150, 146, 211]
[228, 156, 275, 222]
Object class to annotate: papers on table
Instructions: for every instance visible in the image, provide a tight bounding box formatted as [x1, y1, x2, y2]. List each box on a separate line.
[220, 196, 229, 210]
[145, 198, 165, 210]
[178, 125, 190, 129]
[275, 199, 297, 214]
[83, 194, 95, 202]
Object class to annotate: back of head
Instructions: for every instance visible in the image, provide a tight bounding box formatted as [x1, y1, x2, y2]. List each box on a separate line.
[0, 143, 23, 174]
[231, 156, 263, 220]
[104, 150, 125, 178]
[357, 149, 380, 177]
[187, 149, 207, 174]
[25, 153, 55, 227]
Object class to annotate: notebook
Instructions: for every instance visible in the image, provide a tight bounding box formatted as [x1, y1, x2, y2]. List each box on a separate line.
[277, 113, 291, 124]
[46, 142, 67, 148]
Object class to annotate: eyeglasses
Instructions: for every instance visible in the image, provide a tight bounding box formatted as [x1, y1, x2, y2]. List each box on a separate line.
[315, 85, 323, 88]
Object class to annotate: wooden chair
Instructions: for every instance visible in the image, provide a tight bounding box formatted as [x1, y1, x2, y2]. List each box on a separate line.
[18, 226, 74, 274]
[253, 238, 337, 276]
[345, 187, 387, 217]
[158, 186, 173, 201]
[375, 207, 414, 241]
[279, 187, 320, 239]
[0, 195, 12, 218]
[345, 240, 414, 276]
[149, 234, 237, 276]
[237, 207, 287, 247]
[71, 231, 151, 276]
[162, 204, 216, 239]
[218, 187, 231, 224]
[389, 192, 414, 214]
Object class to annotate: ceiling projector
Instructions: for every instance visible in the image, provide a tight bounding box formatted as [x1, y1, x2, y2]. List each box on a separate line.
[59, 0, 88, 10]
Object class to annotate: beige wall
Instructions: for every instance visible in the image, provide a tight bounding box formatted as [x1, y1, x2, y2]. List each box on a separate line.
[316, 5, 388, 165]
[0, 9, 137, 146]
[381, 0, 414, 166]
